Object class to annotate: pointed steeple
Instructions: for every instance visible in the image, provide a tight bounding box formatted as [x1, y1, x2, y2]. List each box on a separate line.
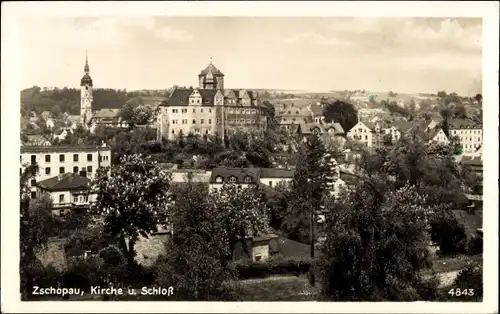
[84, 51, 89, 74]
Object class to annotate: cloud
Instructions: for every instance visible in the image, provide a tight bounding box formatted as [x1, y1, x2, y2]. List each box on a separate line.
[283, 32, 349, 46]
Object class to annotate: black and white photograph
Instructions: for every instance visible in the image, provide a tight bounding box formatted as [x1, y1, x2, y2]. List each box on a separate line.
[2, 1, 498, 313]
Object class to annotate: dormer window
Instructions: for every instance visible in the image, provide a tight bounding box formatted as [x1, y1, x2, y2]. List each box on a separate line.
[244, 176, 252, 183]
[215, 176, 223, 183]
[229, 176, 237, 183]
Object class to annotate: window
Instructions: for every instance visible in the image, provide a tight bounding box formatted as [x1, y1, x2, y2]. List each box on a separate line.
[73, 154, 79, 162]
[209, 109, 212, 113]
[193, 108, 196, 113]
[59, 167, 65, 174]
[215, 176, 223, 183]
[182, 119, 188, 124]
[192, 119, 196, 124]
[30, 192, 37, 199]
[201, 109, 203, 113]
[201, 119, 204, 124]
[244, 176, 252, 183]
[87, 166, 93, 173]
[365, 136, 368, 140]
[181, 109, 187, 113]
[59, 154, 65, 162]
[87, 154, 92, 161]
[197, 99, 200, 104]
[269, 181, 273, 187]
[254, 255, 262, 262]
[73, 195, 78, 203]
[172, 109, 178, 114]
[217, 119, 221, 125]
[172, 130, 175, 134]
[208, 119, 212, 124]
[59, 194, 65, 204]
[31, 179, 36, 186]
[73, 166, 79, 173]
[45, 167, 51, 175]
[45, 155, 51, 162]
[229, 176, 237, 183]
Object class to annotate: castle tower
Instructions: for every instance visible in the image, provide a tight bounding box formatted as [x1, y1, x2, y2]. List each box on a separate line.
[198, 58, 224, 90]
[80, 52, 93, 125]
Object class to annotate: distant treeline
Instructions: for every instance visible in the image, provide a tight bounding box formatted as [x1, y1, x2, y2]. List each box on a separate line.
[20, 86, 169, 117]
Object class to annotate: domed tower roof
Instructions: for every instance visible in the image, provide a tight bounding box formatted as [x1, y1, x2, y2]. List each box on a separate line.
[80, 52, 93, 86]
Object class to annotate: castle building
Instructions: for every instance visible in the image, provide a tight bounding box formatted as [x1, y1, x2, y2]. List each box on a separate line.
[80, 53, 94, 126]
[157, 60, 267, 141]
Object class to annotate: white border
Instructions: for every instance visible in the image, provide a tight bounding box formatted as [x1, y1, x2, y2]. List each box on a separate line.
[2, 1, 498, 313]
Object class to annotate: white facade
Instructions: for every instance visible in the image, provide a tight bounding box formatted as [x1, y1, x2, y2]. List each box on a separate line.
[430, 129, 449, 145]
[20, 145, 112, 195]
[40, 190, 97, 215]
[259, 177, 293, 188]
[346, 121, 374, 148]
[449, 127, 483, 154]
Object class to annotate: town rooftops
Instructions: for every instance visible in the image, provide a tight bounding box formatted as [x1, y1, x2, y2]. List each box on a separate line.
[448, 119, 482, 129]
[160, 88, 218, 107]
[21, 144, 111, 153]
[308, 105, 323, 117]
[22, 134, 52, 146]
[210, 167, 261, 184]
[460, 155, 483, 167]
[37, 173, 92, 192]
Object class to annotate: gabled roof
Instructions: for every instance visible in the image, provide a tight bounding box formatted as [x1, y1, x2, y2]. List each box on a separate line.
[308, 105, 323, 117]
[37, 173, 92, 191]
[392, 120, 415, 133]
[260, 168, 295, 179]
[22, 134, 52, 146]
[331, 122, 345, 135]
[161, 88, 216, 107]
[448, 119, 482, 129]
[93, 109, 120, 119]
[210, 167, 261, 184]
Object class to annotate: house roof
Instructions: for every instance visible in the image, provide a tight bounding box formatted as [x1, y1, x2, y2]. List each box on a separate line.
[22, 134, 52, 146]
[161, 88, 217, 107]
[392, 120, 416, 133]
[37, 173, 92, 191]
[21, 145, 110, 153]
[41, 111, 51, 118]
[210, 167, 261, 184]
[460, 156, 483, 167]
[93, 109, 120, 119]
[449, 119, 482, 130]
[260, 168, 295, 178]
[276, 106, 311, 117]
[308, 105, 323, 117]
[66, 115, 81, 122]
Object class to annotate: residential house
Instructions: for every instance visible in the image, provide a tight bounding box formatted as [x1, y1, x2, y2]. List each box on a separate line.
[275, 103, 312, 130]
[52, 128, 74, 142]
[233, 234, 280, 262]
[65, 115, 81, 130]
[460, 155, 483, 177]
[20, 143, 112, 197]
[170, 169, 211, 184]
[425, 128, 449, 145]
[90, 109, 124, 128]
[40, 111, 51, 121]
[448, 119, 483, 154]
[22, 134, 52, 147]
[295, 122, 345, 145]
[45, 118, 55, 129]
[307, 104, 324, 123]
[209, 167, 261, 191]
[259, 168, 295, 188]
[35, 172, 96, 216]
[346, 121, 374, 148]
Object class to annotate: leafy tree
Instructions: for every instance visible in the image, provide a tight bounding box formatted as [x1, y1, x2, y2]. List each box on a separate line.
[474, 93, 482, 105]
[156, 184, 238, 300]
[92, 154, 173, 267]
[429, 209, 467, 256]
[437, 91, 447, 98]
[322, 100, 359, 133]
[20, 165, 56, 299]
[317, 183, 438, 301]
[451, 262, 483, 300]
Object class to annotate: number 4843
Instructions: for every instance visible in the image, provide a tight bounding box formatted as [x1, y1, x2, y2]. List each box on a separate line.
[448, 288, 474, 297]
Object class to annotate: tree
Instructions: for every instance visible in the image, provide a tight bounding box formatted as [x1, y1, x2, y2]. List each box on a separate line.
[437, 91, 447, 99]
[322, 100, 359, 133]
[317, 182, 439, 301]
[474, 93, 482, 105]
[92, 154, 173, 268]
[155, 184, 238, 300]
[282, 134, 334, 244]
[20, 165, 56, 299]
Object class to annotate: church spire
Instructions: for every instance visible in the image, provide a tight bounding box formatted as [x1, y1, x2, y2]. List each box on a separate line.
[84, 51, 89, 74]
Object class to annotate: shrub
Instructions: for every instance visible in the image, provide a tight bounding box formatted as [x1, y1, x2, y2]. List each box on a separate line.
[234, 255, 312, 280]
[429, 210, 468, 256]
[450, 262, 483, 300]
[62, 256, 104, 291]
[467, 234, 483, 255]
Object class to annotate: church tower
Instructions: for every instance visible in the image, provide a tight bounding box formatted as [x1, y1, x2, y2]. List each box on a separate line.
[80, 52, 93, 125]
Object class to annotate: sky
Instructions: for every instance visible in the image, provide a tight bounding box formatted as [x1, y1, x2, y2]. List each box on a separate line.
[19, 16, 482, 95]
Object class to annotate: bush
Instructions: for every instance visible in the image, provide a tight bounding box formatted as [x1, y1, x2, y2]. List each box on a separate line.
[449, 262, 483, 301]
[467, 235, 483, 255]
[430, 210, 468, 256]
[62, 257, 104, 291]
[234, 255, 312, 280]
